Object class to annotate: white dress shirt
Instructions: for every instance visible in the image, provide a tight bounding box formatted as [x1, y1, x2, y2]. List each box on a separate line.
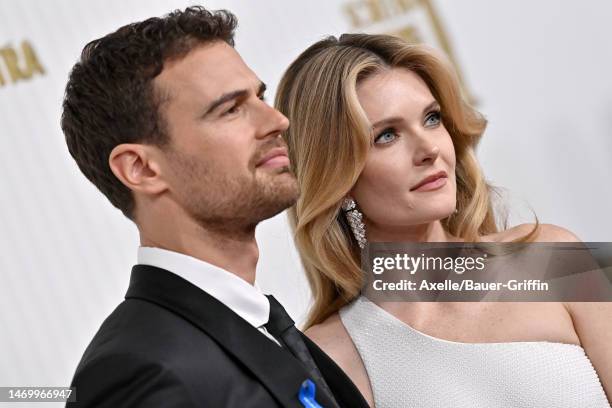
[137, 246, 281, 346]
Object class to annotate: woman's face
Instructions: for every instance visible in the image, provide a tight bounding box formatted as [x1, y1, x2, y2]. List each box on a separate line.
[351, 67, 456, 234]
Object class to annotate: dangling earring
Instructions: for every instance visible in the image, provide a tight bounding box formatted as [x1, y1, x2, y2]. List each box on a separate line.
[342, 197, 367, 249]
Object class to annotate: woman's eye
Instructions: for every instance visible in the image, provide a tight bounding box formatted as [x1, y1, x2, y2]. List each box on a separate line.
[374, 128, 397, 144]
[425, 111, 441, 127]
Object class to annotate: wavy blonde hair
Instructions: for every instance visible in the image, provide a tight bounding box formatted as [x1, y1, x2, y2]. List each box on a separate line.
[275, 34, 539, 329]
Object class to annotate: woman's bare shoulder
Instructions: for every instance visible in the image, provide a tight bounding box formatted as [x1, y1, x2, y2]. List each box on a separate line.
[304, 311, 375, 406]
[304, 312, 353, 356]
[484, 223, 582, 243]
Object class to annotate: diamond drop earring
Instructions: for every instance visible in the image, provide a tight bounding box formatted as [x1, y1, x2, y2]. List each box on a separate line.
[341, 197, 367, 249]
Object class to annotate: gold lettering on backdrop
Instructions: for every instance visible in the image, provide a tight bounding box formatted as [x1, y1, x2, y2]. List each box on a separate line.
[344, 0, 419, 28]
[0, 47, 24, 82]
[22, 41, 45, 77]
[367, 0, 384, 24]
[343, 0, 475, 103]
[0, 40, 45, 88]
[386, 26, 421, 44]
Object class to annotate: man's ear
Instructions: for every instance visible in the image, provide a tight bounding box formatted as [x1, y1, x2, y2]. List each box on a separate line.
[109, 144, 168, 196]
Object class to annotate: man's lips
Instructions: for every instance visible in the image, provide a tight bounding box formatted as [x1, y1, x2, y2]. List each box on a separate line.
[256, 147, 290, 168]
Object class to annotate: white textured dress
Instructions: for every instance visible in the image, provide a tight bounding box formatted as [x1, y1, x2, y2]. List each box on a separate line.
[339, 296, 610, 408]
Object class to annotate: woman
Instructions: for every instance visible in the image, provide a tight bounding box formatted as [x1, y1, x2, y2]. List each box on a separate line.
[275, 34, 611, 407]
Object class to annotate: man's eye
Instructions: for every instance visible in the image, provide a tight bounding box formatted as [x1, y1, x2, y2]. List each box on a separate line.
[224, 104, 241, 115]
[425, 111, 441, 127]
[374, 128, 397, 144]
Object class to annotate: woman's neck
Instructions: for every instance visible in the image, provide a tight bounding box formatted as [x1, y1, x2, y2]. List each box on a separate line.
[366, 220, 462, 243]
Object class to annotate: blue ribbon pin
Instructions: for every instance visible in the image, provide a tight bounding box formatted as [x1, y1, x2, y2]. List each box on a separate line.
[298, 379, 322, 408]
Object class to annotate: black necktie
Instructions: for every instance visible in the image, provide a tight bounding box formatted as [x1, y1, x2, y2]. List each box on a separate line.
[264, 295, 339, 408]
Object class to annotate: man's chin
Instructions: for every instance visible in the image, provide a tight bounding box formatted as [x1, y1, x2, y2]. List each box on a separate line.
[257, 165, 297, 183]
[254, 174, 299, 218]
[273, 175, 300, 207]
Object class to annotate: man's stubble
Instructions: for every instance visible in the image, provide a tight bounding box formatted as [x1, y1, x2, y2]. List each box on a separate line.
[167, 144, 300, 235]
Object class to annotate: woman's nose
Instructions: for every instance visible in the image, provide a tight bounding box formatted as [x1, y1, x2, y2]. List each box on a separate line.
[413, 141, 440, 165]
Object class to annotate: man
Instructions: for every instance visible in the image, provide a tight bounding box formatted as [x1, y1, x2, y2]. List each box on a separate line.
[61, 6, 368, 408]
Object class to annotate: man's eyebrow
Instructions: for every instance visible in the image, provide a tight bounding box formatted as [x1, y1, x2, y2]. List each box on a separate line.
[203, 81, 267, 117]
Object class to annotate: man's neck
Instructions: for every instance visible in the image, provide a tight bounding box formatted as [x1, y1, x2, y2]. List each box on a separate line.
[138, 214, 260, 285]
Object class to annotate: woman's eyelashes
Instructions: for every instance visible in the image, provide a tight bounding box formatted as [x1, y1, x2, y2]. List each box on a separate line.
[374, 127, 397, 145]
[424, 109, 441, 127]
[374, 110, 442, 143]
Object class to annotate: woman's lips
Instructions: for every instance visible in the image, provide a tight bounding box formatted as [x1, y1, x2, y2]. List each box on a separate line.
[412, 176, 447, 192]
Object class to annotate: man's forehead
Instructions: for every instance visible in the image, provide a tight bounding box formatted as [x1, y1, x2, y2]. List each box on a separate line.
[156, 41, 259, 102]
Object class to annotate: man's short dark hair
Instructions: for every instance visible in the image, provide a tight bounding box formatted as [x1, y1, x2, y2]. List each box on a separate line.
[61, 6, 237, 220]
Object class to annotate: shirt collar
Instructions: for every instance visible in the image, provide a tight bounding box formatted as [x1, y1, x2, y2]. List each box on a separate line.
[137, 246, 270, 328]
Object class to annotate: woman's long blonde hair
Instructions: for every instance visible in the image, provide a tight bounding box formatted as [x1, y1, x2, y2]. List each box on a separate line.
[275, 34, 539, 329]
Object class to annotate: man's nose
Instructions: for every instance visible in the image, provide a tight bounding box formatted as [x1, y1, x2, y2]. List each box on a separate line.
[255, 100, 289, 139]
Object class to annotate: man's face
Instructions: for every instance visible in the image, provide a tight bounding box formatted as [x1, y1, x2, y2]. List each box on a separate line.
[154, 41, 298, 231]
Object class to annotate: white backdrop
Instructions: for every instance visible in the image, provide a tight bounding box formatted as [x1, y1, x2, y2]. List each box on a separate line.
[1, 0, 611, 404]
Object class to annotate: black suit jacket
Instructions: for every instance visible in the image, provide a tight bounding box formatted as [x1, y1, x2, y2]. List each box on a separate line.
[68, 265, 369, 407]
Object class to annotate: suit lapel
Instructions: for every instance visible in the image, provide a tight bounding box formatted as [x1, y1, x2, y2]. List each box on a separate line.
[125, 265, 333, 408]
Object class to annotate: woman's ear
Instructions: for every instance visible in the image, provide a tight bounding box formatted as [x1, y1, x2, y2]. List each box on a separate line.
[109, 143, 168, 196]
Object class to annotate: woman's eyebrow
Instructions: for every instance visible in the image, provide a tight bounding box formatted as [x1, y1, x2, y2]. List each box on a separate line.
[371, 101, 439, 129]
[371, 116, 404, 130]
[422, 100, 440, 115]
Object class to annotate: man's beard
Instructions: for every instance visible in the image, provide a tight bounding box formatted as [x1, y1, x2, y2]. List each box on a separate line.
[168, 146, 299, 234]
